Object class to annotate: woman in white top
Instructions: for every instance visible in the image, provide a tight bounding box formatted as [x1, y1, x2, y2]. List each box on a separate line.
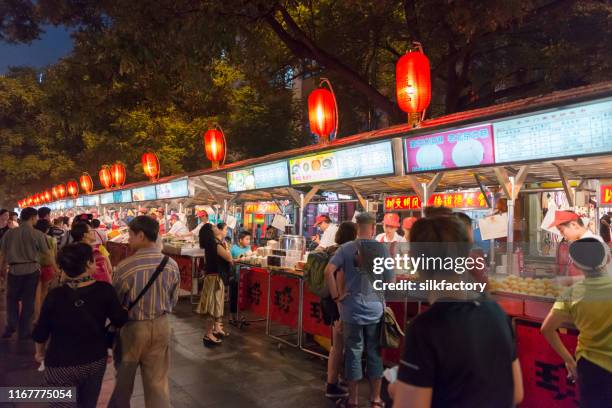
[375, 213, 406, 243]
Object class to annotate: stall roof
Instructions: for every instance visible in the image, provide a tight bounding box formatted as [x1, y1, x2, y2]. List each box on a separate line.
[185, 81, 612, 202]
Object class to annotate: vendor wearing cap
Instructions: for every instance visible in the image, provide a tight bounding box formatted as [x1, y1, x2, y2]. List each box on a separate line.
[551, 211, 604, 278]
[167, 213, 189, 236]
[190, 210, 210, 236]
[313, 214, 339, 249]
[401, 217, 417, 242]
[375, 213, 406, 243]
[541, 238, 612, 407]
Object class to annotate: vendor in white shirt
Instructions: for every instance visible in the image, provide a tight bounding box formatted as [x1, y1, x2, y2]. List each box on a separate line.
[376, 213, 406, 243]
[551, 210, 605, 243]
[313, 214, 339, 249]
[167, 213, 189, 235]
[190, 210, 211, 237]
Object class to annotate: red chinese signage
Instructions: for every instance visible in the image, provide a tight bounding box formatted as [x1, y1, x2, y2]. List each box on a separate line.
[384, 192, 489, 211]
[238, 266, 269, 318]
[601, 184, 612, 205]
[515, 320, 579, 408]
[302, 286, 332, 338]
[269, 274, 300, 328]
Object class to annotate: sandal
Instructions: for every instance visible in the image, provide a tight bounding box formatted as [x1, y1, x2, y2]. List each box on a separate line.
[370, 400, 385, 408]
[336, 397, 359, 408]
[202, 335, 222, 347]
[213, 330, 230, 338]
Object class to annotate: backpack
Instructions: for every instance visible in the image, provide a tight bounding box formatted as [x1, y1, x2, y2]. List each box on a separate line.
[303, 251, 331, 298]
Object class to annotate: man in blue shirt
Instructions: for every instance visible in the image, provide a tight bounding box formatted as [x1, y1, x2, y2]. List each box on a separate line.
[229, 231, 252, 325]
[325, 212, 394, 408]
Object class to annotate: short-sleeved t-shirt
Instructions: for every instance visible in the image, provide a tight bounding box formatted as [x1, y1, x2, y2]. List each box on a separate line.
[553, 276, 612, 372]
[398, 297, 516, 408]
[0, 223, 50, 275]
[231, 244, 250, 259]
[329, 239, 393, 325]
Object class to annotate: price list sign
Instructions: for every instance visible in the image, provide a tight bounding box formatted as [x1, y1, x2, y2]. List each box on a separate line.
[493, 98, 612, 164]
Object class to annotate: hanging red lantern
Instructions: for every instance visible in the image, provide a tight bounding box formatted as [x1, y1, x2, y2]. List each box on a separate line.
[26, 197, 33, 206]
[44, 190, 52, 203]
[66, 180, 79, 198]
[110, 162, 126, 187]
[203, 128, 226, 169]
[99, 166, 113, 190]
[308, 80, 338, 144]
[80, 173, 94, 194]
[141, 152, 160, 182]
[52, 186, 59, 199]
[396, 44, 431, 126]
[56, 184, 67, 199]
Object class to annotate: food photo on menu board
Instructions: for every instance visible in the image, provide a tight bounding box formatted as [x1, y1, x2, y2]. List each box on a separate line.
[156, 180, 189, 199]
[132, 186, 157, 202]
[405, 124, 494, 172]
[290, 151, 338, 184]
[227, 169, 257, 192]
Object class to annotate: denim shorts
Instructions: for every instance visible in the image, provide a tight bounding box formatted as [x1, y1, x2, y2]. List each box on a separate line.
[343, 321, 383, 381]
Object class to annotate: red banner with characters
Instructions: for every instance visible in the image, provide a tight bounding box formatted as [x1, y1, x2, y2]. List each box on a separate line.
[168, 254, 193, 292]
[269, 274, 300, 328]
[302, 286, 332, 338]
[384, 191, 489, 211]
[601, 184, 612, 205]
[238, 266, 269, 318]
[515, 319, 579, 408]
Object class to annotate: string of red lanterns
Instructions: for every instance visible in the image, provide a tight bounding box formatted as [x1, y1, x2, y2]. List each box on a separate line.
[80, 173, 94, 194]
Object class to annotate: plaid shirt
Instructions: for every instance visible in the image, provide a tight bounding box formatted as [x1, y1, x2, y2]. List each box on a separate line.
[113, 246, 181, 321]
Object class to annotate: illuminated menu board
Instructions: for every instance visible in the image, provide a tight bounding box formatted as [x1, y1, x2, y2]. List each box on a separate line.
[493, 98, 612, 163]
[227, 161, 289, 192]
[64, 199, 75, 209]
[155, 179, 189, 199]
[75, 197, 84, 207]
[113, 190, 132, 203]
[83, 195, 100, 206]
[405, 124, 494, 172]
[100, 192, 114, 205]
[289, 140, 394, 185]
[132, 185, 157, 202]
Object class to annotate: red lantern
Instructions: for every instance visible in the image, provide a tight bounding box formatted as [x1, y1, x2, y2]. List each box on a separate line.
[52, 186, 58, 199]
[203, 129, 226, 169]
[44, 190, 52, 203]
[56, 184, 67, 199]
[110, 162, 126, 187]
[141, 152, 160, 182]
[308, 85, 337, 143]
[396, 46, 431, 125]
[66, 180, 79, 198]
[80, 173, 94, 194]
[27, 197, 33, 206]
[99, 166, 113, 190]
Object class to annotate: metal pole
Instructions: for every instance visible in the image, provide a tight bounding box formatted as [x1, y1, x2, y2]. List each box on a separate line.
[164, 203, 169, 232]
[489, 193, 496, 273]
[223, 199, 228, 222]
[421, 182, 428, 217]
[299, 193, 304, 236]
[507, 177, 515, 275]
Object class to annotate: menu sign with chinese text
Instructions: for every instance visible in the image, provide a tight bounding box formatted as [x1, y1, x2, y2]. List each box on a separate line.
[601, 184, 612, 205]
[405, 124, 494, 172]
[289, 141, 394, 185]
[384, 192, 489, 211]
[155, 179, 189, 199]
[493, 98, 612, 164]
[227, 161, 289, 192]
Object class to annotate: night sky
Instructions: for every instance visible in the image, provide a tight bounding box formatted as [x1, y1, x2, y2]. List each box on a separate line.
[0, 25, 73, 73]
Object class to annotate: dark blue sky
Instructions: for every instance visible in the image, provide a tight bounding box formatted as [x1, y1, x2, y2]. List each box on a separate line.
[0, 25, 73, 73]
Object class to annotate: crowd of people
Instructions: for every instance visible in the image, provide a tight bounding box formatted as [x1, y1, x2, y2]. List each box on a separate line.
[0, 204, 611, 407]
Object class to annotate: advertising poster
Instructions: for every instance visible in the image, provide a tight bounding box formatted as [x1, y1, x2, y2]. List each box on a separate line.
[405, 124, 494, 172]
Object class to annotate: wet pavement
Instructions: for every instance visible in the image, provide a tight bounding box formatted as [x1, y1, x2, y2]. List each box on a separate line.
[0, 297, 386, 407]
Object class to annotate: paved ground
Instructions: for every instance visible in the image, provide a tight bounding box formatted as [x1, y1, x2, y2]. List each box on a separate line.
[0, 297, 388, 408]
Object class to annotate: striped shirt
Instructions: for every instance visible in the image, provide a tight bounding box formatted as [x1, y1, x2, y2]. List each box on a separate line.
[113, 246, 180, 321]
